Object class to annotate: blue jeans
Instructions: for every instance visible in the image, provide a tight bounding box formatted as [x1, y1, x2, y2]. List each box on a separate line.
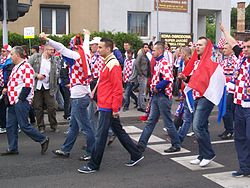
[88, 111, 142, 170]
[234, 105, 250, 174]
[222, 93, 234, 132]
[123, 82, 138, 109]
[88, 100, 98, 133]
[6, 100, 46, 151]
[139, 94, 181, 149]
[193, 97, 215, 160]
[178, 99, 193, 142]
[61, 95, 95, 155]
[138, 76, 147, 110]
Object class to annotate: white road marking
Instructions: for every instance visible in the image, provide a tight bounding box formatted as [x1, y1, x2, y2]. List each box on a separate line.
[211, 140, 234, 144]
[123, 126, 143, 134]
[203, 171, 250, 188]
[129, 134, 166, 143]
[171, 155, 224, 171]
[147, 144, 190, 155]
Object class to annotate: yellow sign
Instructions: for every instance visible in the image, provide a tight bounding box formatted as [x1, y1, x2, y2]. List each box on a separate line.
[160, 33, 192, 50]
[24, 27, 35, 39]
[155, 0, 188, 12]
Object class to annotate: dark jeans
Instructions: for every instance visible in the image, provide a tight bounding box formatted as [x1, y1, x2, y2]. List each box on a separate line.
[0, 98, 7, 129]
[123, 82, 138, 108]
[6, 100, 46, 151]
[222, 93, 235, 132]
[193, 97, 215, 160]
[88, 111, 142, 170]
[178, 99, 193, 142]
[59, 85, 71, 119]
[139, 94, 181, 149]
[34, 87, 57, 130]
[234, 105, 250, 174]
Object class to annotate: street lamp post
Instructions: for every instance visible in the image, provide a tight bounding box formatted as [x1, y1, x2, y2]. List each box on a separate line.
[156, 0, 159, 40]
[2, 0, 8, 45]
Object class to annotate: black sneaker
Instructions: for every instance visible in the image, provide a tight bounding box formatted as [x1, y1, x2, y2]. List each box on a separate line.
[164, 146, 181, 153]
[125, 156, 144, 167]
[220, 131, 233, 140]
[232, 171, 250, 177]
[77, 165, 97, 174]
[52, 149, 70, 158]
[1, 149, 19, 156]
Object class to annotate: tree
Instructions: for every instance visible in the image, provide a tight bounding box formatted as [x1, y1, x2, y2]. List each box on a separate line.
[246, 3, 250, 31]
[231, 7, 237, 30]
[206, 15, 216, 43]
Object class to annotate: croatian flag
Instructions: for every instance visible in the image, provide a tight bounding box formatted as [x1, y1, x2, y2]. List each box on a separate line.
[182, 40, 227, 123]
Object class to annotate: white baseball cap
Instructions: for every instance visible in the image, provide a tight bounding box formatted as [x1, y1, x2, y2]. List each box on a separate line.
[90, 37, 101, 45]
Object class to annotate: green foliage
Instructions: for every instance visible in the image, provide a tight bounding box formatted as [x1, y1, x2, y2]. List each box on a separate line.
[246, 3, 250, 31]
[206, 16, 216, 43]
[231, 7, 237, 30]
[0, 30, 143, 55]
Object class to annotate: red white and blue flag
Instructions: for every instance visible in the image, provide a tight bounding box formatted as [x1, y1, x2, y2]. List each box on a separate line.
[182, 40, 227, 123]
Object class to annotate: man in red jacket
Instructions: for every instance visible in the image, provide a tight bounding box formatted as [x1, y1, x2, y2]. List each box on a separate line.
[78, 38, 144, 174]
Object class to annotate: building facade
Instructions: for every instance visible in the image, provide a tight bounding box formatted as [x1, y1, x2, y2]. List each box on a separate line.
[3, 0, 99, 35]
[1, 0, 231, 44]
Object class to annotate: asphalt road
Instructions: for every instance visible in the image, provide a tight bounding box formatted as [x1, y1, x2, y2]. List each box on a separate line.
[1, 110, 247, 188]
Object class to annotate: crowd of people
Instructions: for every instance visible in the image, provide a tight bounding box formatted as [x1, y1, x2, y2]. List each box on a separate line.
[0, 24, 249, 177]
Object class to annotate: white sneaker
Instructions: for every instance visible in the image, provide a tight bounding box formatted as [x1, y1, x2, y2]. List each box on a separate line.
[199, 156, 216, 167]
[163, 127, 167, 132]
[0, 128, 7, 134]
[187, 131, 194, 137]
[190, 158, 201, 165]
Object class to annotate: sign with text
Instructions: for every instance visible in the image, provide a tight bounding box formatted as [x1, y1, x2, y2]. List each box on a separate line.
[24, 27, 35, 39]
[155, 0, 188, 12]
[160, 33, 192, 50]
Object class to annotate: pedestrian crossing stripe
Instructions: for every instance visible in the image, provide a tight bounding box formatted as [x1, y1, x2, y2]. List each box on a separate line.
[147, 144, 190, 155]
[203, 171, 250, 188]
[170, 155, 224, 171]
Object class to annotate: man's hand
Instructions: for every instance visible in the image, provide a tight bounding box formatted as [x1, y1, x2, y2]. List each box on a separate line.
[37, 74, 46, 80]
[112, 111, 120, 119]
[2, 88, 7, 95]
[220, 23, 225, 33]
[39, 32, 48, 41]
[83, 29, 91, 35]
[178, 73, 187, 81]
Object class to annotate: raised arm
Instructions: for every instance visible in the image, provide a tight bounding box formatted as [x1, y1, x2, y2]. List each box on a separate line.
[220, 23, 238, 48]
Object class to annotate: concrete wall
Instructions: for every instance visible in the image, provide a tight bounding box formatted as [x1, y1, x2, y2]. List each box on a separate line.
[193, 0, 231, 42]
[99, 0, 231, 43]
[99, 0, 191, 42]
[1, 0, 99, 35]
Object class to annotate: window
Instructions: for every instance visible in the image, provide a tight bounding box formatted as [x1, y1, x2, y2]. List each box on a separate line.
[128, 12, 149, 37]
[41, 6, 69, 35]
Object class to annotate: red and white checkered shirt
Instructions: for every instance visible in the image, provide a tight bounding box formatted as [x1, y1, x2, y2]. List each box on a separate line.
[123, 58, 135, 83]
[0, 69, 3, 87]
[7, 61, 34, 105]
[90, 53, 104, 79]
[233, 58, 250, 107]
[70, 54, 92, 87]
[220, 54, 238, 93]
[190, 60, 202, 100]
[150, 56, 173, 99]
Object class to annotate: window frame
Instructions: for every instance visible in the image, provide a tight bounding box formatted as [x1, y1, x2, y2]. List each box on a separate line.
[40, 5, 70, 35]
